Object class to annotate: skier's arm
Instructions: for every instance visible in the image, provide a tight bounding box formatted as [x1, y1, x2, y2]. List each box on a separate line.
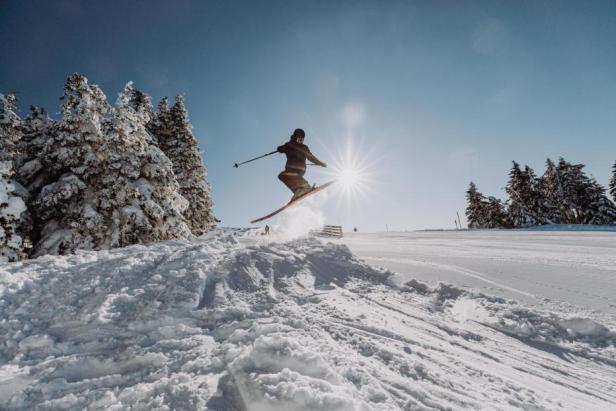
[277, 143, 288, 153]
[306, 149, 326, 167]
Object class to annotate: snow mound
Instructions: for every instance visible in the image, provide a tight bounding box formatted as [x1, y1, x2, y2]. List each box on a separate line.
[1, 230, 615, 410]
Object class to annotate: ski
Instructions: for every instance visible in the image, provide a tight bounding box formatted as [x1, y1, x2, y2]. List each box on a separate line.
[250, 180, 336, 224]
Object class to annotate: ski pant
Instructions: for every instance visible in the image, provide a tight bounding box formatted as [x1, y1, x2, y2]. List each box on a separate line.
[278, 169, 310, 194]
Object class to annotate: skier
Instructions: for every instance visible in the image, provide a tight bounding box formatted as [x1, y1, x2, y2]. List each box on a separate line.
[277, 128, 327, 200]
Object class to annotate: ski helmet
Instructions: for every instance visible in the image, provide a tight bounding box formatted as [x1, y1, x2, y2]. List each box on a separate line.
[291, 128, 305, 142]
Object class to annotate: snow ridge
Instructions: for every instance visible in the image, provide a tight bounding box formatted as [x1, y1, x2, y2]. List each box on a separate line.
[1, 230, 615, 410]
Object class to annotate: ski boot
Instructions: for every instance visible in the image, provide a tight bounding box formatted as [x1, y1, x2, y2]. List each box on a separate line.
[291, 185, 315, 201]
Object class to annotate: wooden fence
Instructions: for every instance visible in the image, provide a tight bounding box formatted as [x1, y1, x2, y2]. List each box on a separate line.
[312, 225, 343, 238]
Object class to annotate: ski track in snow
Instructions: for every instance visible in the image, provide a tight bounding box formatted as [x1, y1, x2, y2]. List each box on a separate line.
[343, 230, 616, 328]
[0, 228, 614, 410]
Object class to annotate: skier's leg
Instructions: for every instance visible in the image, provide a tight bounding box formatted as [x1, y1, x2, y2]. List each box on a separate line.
[278, 171, 296, 193]
[278, 171, 310, 193]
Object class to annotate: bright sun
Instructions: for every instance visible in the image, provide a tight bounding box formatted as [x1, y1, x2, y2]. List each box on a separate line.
[315, 137, 380, 208]
[338, 167, 360, 188]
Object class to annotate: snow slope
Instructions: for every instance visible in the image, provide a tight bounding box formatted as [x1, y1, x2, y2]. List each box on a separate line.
[0, 229, 615, 410]
[344, 230, 616, 328]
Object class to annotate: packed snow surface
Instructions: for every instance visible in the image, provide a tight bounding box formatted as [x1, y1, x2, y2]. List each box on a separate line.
[0, 229, 615, 410]
[344, 230, 616, 327]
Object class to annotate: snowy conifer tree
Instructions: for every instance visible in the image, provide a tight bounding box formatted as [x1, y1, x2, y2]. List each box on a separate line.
[550, 158, 615, 224]
[610, 161, 616, 203]
[485, 196, 506, 228]
[557, 158, 599, 224]
[466, 182, 487, 228]
[0, 93, 27, 261]
[16, 106, 52, 170]
[28, 74, 112, 255]
[149, 95, 215, 235]
[535, 158, 614, 225]
[536, 159, 562, 224]
[555, 158, 585, 223]
[505, 161, 538, 227]
[148, 97, 171, 146]
[14, 106, 54, 202]
[524, 165, 549, 225]
[585, 178, 616, 225]
[105, 82, 191, 246]
[30, 75, 192, 256]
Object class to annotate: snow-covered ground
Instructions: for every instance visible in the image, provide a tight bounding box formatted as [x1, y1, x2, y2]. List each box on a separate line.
[1, 229, 615, 410]
[343, 230, 616, 328]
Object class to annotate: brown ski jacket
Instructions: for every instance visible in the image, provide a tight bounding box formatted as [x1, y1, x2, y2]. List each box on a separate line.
[277, 141, 324, 174]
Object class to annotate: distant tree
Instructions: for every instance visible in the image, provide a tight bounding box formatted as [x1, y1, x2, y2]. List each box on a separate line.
[536, 158, 562, 224]
[556, 158, 600, 224]
[524, 165, 549, 224]
[610, 161, 616, 203]
[559, 159, 585, 223]
[550, 158, 615, 224]
[149, 95, 216, 235]
[505, 161, 538, 227]
[585, 178, 616, 225]
[0, 93, 27, 261]
[467, 157, 614, 230]
[484, 196, 507, 228]
[466, 182, 486, 228]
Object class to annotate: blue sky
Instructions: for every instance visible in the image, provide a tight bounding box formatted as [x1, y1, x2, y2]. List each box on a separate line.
[1, 0, 615, 230]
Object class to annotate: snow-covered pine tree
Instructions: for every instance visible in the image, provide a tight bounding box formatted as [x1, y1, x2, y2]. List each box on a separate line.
[466, 182, 487, 228]
[562, 159, 586, 223]
[610, 161, 616, 203]
[0, 93, 27, 261]
[524, 165, 548, 225]
[148, 96, 171, 147]
[536, 158, 562, 224]
[551, 157, 614, 224]
[556, 158, 600, 224]
[32, 76, 194, 256]
[585, 178, 616, 225]
[149, 95, 215, 235]
[484, 196, 506, 228]
[9, 106, 56, 255]
[106, 82, 191, 247]
[14, 106, 53, 192]
[505, 161, 538, 227]
[28, 74, 113, 255]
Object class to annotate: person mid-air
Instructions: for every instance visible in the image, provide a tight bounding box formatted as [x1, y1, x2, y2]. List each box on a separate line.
[277, 128, 327, 200]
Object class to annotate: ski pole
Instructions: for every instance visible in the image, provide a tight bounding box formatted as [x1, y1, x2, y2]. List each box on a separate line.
[233, 150, 278, 168]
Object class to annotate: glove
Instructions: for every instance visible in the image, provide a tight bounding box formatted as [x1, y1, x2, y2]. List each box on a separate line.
[277, 145, 284, 153]
[321, 162, 327, 168]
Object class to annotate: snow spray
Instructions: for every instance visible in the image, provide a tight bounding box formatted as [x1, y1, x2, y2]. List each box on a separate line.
[273, 193, 327, 240]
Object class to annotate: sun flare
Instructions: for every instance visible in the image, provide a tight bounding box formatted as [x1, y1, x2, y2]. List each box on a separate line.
[338, 167, 360, 188]
[314, 137, 383, 210]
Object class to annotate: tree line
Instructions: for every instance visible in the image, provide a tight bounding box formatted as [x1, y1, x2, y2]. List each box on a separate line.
[466, 159, 616, 229]
[0, 73, 215, 262]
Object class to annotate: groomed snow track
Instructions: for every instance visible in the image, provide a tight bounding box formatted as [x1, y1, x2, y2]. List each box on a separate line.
[1, 229, 615, 410]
